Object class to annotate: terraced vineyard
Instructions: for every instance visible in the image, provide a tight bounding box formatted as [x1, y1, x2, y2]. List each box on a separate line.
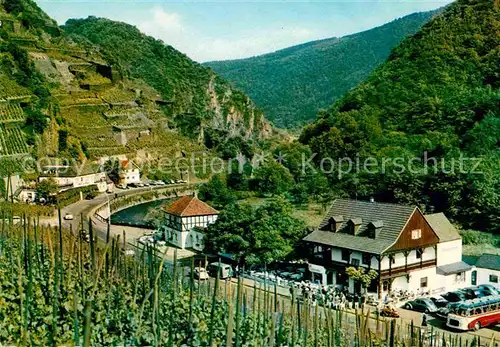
[100, 86, 136, 104]
[0, 125, 29, 156]
[103, 107, 142, 119]
[0, 74, 31, 101]
[64, 111, 109, 128]
[0, 103, 25, 123]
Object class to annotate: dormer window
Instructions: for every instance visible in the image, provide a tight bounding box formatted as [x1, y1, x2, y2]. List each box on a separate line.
[328, 215, 344, 232]
[368, 220, 383, 238]
[348, 218, 362, 235]
[411, 229, 422, 240]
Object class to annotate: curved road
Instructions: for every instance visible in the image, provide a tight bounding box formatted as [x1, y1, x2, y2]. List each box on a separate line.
[41, 184, 193, 242]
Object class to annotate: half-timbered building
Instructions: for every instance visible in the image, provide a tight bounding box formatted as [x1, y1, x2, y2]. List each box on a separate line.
[159, 194, 219, 251]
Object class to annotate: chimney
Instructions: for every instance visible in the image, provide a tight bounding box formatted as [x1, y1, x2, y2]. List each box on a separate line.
[193, 191, 198, 199]
[369, 220, 384, 238]
[349, 218, 362, 235]
[329, 215, 344, 232]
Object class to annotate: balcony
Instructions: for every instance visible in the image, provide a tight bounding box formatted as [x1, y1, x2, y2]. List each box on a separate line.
[380, 259, 436, 280]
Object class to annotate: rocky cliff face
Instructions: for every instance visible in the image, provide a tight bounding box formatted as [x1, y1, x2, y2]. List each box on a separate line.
[207, 74, 272, 140]
[62, 17, 273, 143]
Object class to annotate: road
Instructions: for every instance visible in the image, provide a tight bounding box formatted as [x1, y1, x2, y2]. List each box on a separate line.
[40, 184, 192, 242]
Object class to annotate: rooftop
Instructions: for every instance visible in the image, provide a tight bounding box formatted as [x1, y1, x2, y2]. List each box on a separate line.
[303, 199, 416, 254]
[163, 195, 219, 217]
[474, 254, 500, 271]
[425, 213, 461, 242]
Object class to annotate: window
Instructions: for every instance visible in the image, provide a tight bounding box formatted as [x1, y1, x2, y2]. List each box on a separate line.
[390, 255, 396, 265]
[416, 248, 423, 259]
[456, 272, 465, 282]
[341, 250, 350, 262]
[489, 274, 498, 283]
[411, 229, 422, 240]
[420, 277, 428, 288]
[351, 259, 360, 266]
[362, 254, 371, 265]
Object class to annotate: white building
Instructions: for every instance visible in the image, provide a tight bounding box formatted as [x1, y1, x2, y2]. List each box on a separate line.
[119, 160, 141, 185]
[426, 213, 472, 293]
[303, 199, 471, 298]
[158, 194, 219, 251]
[39, 166, 108, 192]
[464, 254, 500, 287]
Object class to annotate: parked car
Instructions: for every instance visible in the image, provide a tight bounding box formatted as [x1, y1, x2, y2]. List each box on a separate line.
[138, 236, 154, 245]
[430, 296, 449, 308]
[124, 249, 135, 256]
[442, 291, 467, 303]
[208, 262, 234, 279]
[64, 213, 74, 220]
[194, 267, 210, 280]
[436, 302, 460, 321]
[477, 284, 499, 296]
[402, 298, 438, 313]
[117, 184, 128, 189]
[462, 287, 489, 299]
[380, 306, 400, 318]
[85, 192, 97, 200]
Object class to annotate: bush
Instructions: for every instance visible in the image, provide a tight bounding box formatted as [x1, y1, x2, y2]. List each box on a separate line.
[460, 229, 496, 246]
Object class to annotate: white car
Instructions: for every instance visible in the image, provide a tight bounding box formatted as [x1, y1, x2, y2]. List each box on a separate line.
[64, 213, 74, 220]
[194, 268, 210, 280]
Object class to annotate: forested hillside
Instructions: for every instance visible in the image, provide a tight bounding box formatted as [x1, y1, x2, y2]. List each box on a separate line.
[206, 10, 439, 128]
[0, 0, 272, 177]
[63, 17, 271, 143]
[300, 0, 499, 232]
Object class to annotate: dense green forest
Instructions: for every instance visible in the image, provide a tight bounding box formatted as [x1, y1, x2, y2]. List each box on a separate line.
[300, 0, 499, 232]
[62, 17, 270, 142]
[206, 10, 440, 128]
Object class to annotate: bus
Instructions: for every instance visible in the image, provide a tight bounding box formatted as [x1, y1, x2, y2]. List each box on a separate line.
[446, 294, 500, 331]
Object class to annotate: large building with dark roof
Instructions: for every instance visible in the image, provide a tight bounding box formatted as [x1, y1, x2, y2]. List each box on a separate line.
[303, 199, 471, 297]
[158, 194, 219, 251]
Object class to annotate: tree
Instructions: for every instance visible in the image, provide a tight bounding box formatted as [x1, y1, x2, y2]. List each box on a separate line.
[26, 108, 48, 134]
[4, 0, 22, 14]
[35, 178, 58, 202]
[198, 175, 236, 209]
[103, 159, 121, 184]
[253, 161, 293, 196]
[346, 267, 378, 294]
[205, 197, 306, 264]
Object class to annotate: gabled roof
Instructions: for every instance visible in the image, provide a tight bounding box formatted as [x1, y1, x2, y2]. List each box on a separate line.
[163, 195, 219, 217]
[303, 199, 416, 254]
[120, 160, 139, 170]
[425, 213, 461, 242]
[475, 254, 500, 271]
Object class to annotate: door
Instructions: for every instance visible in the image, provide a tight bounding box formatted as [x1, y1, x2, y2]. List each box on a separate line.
[471, 270, 477, 286]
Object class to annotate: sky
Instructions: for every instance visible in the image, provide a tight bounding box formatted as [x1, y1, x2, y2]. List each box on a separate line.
[35, 0, 453, 63]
